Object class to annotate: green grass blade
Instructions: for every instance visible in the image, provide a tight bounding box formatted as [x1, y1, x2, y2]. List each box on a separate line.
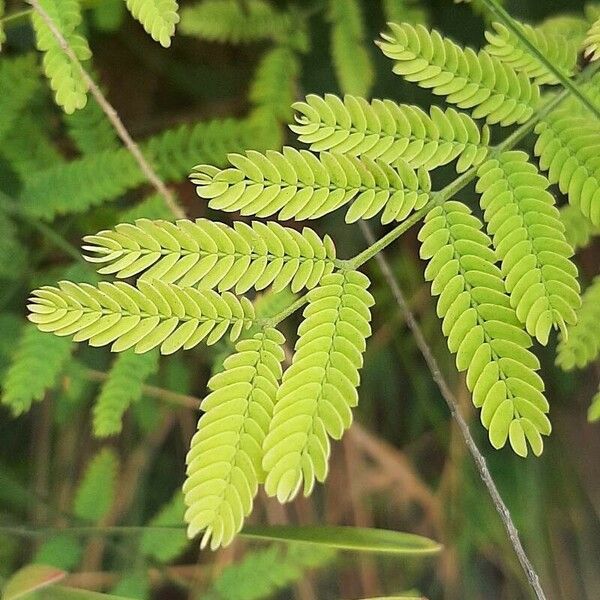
[240, 525, 441, 555]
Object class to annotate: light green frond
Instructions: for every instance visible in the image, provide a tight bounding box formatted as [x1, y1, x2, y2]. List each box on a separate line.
[183, 328, 285, 549]
[93, 349, 159, 437]
[484, 22, 578, 86]
[583, 16, 600, 61]
[64, 96, 119, 154]
[535, 110, 600, 226]
[21, 118, 271, 219]
[378, 23, 540, 126]
[31, 0, 92, 113]
[477, 151, 580, 345]
[206, 544, 335, 600]
[329, 0, 374, 96]
[556, 276, 600, 371]
[125, 0, 179, 48]
[560, 204, 600, 250]
[0, 55, 40, 142]
[82, 219, 337, 294]
[382, 0, 428, 26]
[140, 490, 189, 562]
[179, 0, 300, 47]
[262, 271, 373, 502]
[1, 324, 72, 417]
[192, 148, 431, 225]
[73, 447, 119, 523]
[27, 279, 255, 353]
[291, 94, 490, 173]
[588, 384, 600, 423]
[250, 46, 300, 124]
[418, 201, 550, 456]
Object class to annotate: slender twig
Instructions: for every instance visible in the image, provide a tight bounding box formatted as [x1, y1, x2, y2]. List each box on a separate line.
[359, 220, 547, 600]
[27, 0, 186, 220]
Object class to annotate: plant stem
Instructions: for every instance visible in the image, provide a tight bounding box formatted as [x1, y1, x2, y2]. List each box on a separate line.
[481, 0, 600, 122]
[359, 220, 548, 600]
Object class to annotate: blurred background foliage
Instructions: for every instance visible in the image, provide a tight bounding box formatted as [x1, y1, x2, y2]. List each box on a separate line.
[0, 0, 599, 598]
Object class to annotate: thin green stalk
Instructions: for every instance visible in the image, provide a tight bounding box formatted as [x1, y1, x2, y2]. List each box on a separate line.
[265, 295, 308, 328]
[481, 0, 600, 121]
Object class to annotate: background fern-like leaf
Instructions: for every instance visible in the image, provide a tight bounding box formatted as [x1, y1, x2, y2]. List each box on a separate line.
[64, 95, 119, 155]
[21, 118, 274, 219]
[73, 447, 119, 523]
[250, 46, 300, 125]
[0, 55, 40, 142]
[140, 490, 189, 562]
[1, 324, 72, 416]
[560, 204, 600, 250]
[184, 328, 285, 549]
[477, 151, 580, 344]
[179, 0, 303, 48]
[204, 544, 335, 600]
[556, 275, 600, 370]
[0, 114, 62, 180]
[329, 0, 374, 97]
[93, 349, 159, 437]
[382, 0, 428, 25]
[0, 211, 28, 282]
[418, 201, 550, 456]
[262, 271, 373, 501]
